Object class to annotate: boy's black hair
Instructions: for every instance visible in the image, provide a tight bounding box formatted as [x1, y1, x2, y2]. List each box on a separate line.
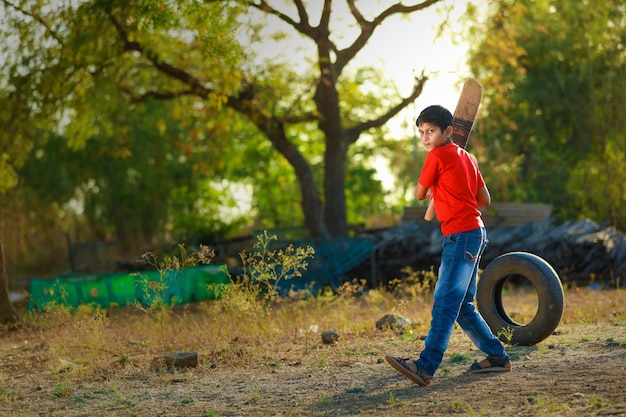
[416, 105, 453, 133]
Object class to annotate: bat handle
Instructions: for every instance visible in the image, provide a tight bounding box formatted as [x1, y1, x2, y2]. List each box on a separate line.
[424, 199, 435, 221]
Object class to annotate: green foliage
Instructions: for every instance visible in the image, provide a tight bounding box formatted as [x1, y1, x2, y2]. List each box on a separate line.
[0, 0, 445, 289]
[211, 231, 314, 317]
[497, 326, 515, 345]
[17, 98, 251, 250]
[0, 0, 249, 268]
[465, 0, 626, 228]
[2, 0, 403, 259]
[241, 231, 314, 303]
[387, 392, 409, 407]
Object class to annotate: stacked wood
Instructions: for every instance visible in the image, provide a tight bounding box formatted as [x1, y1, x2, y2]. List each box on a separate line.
[370, 219, 625, 287]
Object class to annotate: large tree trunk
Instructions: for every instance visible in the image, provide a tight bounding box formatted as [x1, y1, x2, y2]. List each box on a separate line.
[0, 229, 21, 326]
[324, 138, 348, 237]
[315, 32, 349, 237]
[278, 135, 329, 238]
[230, 95, 330, 238]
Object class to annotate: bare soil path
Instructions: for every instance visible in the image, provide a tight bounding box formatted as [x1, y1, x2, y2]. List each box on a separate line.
[1, 290, 625, 416]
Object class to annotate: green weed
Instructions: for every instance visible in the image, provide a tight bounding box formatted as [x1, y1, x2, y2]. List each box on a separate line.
[449, 352, 472, 364]
[210, 231, 314, 319]
[318, 393, 333, 406]
[497, 326, 515, 344]
[587, 397, 603, 408]
[133, 244, 214, 349]
[387, 392, 409, 407]
[52, 374, 73, 398]
[319, 354, 328, 368]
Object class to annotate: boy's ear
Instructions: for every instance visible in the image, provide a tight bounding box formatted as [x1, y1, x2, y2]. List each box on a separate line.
[444, 125, 453, 137]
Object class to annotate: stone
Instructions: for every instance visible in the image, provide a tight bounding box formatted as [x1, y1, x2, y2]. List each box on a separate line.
[150, 351, 198, 371]
[321, 329, 339, 344]
[376, 313, 412, 331]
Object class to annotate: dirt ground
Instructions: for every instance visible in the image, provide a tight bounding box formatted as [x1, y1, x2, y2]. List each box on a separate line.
[1, 291, 625, 417]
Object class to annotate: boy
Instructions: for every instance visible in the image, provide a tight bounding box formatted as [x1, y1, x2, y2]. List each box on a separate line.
[385, 105, 511, 386]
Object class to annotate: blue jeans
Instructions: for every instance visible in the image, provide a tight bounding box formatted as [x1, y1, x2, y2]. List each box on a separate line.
[416, 228, 509, 375]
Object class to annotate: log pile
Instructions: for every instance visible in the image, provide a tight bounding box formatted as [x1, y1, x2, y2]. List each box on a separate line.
[370, 219, 626, 287]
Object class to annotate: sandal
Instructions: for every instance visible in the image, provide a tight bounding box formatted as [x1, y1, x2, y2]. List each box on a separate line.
[385, 355, 433, 386]
[467, 354, 512, 374]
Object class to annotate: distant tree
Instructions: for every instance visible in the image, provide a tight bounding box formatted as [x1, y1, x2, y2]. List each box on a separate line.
[465, 0, 626, 226]
[0, 0, 245, 324]
[21, 107, 232, 248]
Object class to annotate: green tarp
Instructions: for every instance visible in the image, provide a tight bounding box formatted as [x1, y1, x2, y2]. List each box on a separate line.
[28, 265, 229, 311]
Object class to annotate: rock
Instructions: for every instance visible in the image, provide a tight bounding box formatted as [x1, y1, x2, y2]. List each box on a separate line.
[150, 351, 198, 371]
[321, 330, 339, 344]
[376, 313, 412, 331]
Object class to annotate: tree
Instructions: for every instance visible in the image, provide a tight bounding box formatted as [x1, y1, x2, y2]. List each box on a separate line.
[111, 0, 441, 237]
[3, 0, 443, 239]
[0, 0, 246, 324]
[465, 0, 626, 227]
[0, 0, 50, 324]
[17, 98, 251, 249]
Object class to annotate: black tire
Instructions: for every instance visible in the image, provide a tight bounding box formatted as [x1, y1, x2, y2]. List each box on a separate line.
[477, 252, 564, 346]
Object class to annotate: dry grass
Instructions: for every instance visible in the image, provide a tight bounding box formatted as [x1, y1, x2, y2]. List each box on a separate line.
[1, 239, 625, 416]
[1, 280, 625, 416]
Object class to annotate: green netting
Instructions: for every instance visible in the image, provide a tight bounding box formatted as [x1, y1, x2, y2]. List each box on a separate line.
[28, 265, 229, 311]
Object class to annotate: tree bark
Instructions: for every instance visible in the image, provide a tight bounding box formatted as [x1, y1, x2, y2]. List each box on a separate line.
[0, 227, 22, 326]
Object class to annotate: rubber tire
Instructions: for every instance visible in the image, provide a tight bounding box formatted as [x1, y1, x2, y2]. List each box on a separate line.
[477, 252, 564, 346]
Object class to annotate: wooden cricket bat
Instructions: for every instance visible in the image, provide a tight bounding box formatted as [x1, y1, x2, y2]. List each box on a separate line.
[424, 78, 482, 221]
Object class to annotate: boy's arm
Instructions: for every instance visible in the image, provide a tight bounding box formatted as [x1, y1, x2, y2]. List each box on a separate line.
[476, 185, 491, 207]
[414, 183, 430, 201]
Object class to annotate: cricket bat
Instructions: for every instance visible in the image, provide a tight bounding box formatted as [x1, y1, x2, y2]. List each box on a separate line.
[424, 78, 482, 221]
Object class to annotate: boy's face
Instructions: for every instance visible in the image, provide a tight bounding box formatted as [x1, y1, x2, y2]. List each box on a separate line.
[418, 122, 453, 152]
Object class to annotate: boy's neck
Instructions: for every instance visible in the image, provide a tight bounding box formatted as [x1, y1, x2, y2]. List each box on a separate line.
[438, 138, 453, 147]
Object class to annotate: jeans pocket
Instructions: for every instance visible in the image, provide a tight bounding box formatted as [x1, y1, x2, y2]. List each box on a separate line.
[463, 236, 483, 264]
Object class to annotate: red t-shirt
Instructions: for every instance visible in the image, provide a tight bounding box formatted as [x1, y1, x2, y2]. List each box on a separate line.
[418, 142, 485, 236]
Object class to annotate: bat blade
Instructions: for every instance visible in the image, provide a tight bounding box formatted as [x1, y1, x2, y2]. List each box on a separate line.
[452, 78, 482, 149]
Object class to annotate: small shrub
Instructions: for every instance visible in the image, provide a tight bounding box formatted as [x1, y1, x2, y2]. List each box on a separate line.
[133, 244, 214, 349]
[212, 231, 314, 318]
[497, 326, 515, 344]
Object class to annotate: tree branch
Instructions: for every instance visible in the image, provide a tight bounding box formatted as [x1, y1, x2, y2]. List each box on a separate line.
[109, 14, 212, 100]
[2, 0, 64, 45]
[250, 0, 315, 38]
[336, 0, 443, 74]
[316, 0, 332, 37]
[345, 73, 428, 144]
[122, 88, 197, 104]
